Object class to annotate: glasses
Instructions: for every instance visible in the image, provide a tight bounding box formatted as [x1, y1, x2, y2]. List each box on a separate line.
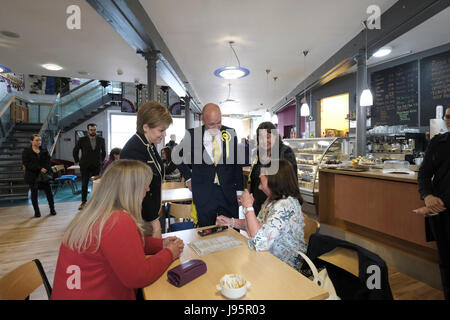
[444, 115, 450, 120]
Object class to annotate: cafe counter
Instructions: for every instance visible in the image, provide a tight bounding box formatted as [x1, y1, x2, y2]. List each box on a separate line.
[318, 168, 438, 262]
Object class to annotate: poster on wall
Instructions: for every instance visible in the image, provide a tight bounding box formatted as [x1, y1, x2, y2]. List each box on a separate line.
[29, 74, 46, 94]
[0, 73, 25, 92]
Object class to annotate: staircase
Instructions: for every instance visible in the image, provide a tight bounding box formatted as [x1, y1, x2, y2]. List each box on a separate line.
[0, 123, 42, 202]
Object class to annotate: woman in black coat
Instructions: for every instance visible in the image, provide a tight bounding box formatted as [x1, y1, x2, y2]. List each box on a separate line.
[22, 134, 56, 217]
[248, 122, 298, 216]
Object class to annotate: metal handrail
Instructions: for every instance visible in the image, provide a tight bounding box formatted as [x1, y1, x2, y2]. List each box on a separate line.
[50, 129, 61, 157]
[61, 79, 96, 98]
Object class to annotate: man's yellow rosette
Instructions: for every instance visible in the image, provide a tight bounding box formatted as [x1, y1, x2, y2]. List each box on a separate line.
[221, 130, 231, 158]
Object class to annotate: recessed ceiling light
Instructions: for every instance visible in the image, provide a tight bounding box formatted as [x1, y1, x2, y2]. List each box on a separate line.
[42, 64, 63, 71]
[0, 30, 20, 38]
[372, 46, 392, 58]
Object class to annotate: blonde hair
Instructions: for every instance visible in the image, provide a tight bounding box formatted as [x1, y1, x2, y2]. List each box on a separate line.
[136, 101, 173, 134]
[62, 160, 153, 253]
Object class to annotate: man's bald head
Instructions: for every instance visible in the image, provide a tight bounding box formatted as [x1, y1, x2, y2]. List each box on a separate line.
[201, 103, 222, 132]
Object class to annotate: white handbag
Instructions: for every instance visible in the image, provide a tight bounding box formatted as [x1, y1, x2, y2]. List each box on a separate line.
[296, 251, 340, 300]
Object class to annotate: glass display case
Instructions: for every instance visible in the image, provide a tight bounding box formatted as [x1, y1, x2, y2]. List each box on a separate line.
[283, 137, 355, 203]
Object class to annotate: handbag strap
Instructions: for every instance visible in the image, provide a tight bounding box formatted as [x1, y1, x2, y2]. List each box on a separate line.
[296, 250, 320, 285]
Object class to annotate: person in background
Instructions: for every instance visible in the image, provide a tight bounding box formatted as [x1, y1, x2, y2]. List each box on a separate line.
[216, 159, 306, 269]
[161, 147, 181, 182]
[22, 134, 56, 218]
[248, 121, 298, 216]
[166, 134, 177, 150]
[417, 105, 450, 300]
[175, 103, 243, 227]
[121, 101, 172, 238]
[73, 123, 106, 211]
[100, 148, 121, 176]
[51, 160, 184, 300]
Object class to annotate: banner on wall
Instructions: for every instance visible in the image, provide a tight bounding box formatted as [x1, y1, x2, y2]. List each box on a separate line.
[0, 73, 25, 92]
[29, 75, 70, 95]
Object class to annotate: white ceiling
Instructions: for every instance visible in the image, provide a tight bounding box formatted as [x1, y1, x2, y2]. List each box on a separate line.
[1, 0, 448, 115]
[0, 0, 165, 85]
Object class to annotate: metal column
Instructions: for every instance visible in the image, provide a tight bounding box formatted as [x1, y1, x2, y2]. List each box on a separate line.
[356, 48, 367, 157]
[183, 96, 192, 129]
[140, 51, 159, 101]
[295, 95, 302, 138]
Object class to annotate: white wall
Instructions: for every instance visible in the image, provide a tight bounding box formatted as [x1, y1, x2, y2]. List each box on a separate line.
[54, 106, 121, 162]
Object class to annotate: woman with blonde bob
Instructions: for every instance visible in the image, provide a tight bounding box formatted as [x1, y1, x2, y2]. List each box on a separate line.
[51, 160, 184, 300]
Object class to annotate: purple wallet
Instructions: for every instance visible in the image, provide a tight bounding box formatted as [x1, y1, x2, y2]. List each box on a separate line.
[167, 259, 207, 287]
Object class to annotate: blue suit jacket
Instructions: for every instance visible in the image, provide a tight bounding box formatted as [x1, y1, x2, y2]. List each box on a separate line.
[174, 125, 244, 209]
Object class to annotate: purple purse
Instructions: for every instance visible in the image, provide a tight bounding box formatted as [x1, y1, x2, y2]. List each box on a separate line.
[167, 259, 207, 287]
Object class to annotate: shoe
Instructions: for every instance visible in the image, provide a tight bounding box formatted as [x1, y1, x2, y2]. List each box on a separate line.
[78, 202, 87, 211]
[50, 208, 57, 215]
[34, 212, 41, 218]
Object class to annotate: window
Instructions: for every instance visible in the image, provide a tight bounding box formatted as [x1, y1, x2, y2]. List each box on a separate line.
[165, 117, 185, 144]
[109, 113, 136, 151]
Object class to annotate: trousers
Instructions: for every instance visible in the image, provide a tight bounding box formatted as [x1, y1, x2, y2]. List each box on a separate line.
[29, 183, 54, 215]
[80, 165, 100, 202]
[428, 210, 450, 300]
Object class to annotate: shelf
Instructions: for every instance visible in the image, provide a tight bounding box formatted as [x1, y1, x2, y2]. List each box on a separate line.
[295, 152, 325, 155]
[297, 163, 318, 167]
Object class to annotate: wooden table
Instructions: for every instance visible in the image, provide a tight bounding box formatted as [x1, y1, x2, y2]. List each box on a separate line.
[143, 227, 329, 300]
[162, 187, 192, 203]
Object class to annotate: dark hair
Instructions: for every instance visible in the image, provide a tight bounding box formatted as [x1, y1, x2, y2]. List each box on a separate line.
[87, 123, 97, 129]
[161, 147, 172, 163]
[262, 159, 303, 205]
[29, 134, 40, 141]
[109, 148, 122, 161]
[256, 121, 283, 161]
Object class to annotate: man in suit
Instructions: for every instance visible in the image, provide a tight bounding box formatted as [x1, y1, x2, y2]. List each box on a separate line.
[73, 123, 106, 210]
[174, 103, 243, 227]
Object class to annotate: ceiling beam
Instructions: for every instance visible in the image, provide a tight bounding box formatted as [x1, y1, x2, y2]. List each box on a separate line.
[86, 0, 202, 113]
[273, 0, 450, 113]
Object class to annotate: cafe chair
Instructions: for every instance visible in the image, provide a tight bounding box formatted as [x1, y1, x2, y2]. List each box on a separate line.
[0, 259, 52, 300]
[167, 202, 194, 232]
[303, 214, 320, 245]
[303, 233, 393, 300]
[51, 164, 79, 195]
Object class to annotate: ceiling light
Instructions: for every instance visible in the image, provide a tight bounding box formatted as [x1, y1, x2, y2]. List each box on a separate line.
[220, 83, 239, 106]
[214, 41, 250, 79]
[0, 30, 20, 38]
[372, 46, 392, 58]
[42, 64, 63, 71]
[360, 89, 373, 107]
[0, 64, 11, 73]
[300, 102, 310, 116]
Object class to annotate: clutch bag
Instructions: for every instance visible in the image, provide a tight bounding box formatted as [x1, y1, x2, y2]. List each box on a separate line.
[167, 259, 207, 287]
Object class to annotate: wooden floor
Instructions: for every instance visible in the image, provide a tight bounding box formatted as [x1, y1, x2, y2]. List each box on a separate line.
[0, 201, 444, 300]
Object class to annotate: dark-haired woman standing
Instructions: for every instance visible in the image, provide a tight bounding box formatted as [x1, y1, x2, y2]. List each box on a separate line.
[22, 134, 56, 217]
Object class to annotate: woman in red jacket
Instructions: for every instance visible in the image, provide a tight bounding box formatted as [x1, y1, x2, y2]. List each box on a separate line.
[51, 159, 184, 300]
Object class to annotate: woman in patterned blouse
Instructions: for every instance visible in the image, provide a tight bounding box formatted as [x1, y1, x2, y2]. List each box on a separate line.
[216, 159, 306, 269]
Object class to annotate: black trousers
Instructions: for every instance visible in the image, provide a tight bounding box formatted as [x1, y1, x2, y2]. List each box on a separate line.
[80, 166, 100, 202]
[428, 210, 450, 300]
[29, 183, 54, 215]
[196, 185, 239, 227]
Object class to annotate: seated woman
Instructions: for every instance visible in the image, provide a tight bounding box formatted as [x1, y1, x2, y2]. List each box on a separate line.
[216, 159, 306, 269]
[51, 160, 184, 300]
[100, 147, 121, 176]
[161, 147, 181, 182]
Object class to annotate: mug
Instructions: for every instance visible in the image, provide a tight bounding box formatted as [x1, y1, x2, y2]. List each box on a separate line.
[414, 158, 423, 166]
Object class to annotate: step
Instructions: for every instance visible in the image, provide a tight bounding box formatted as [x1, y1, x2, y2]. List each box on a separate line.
[0, 184, 28, 190]
[0, 163, 23, 167]
[0, 150, 23, 155]
[0, 177, 25, 183]
[0, 192, 28, 199]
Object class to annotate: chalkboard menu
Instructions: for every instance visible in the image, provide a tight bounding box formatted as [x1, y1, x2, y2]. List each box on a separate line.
[420, 50, 450, 124]
[371, 61, 419, 126]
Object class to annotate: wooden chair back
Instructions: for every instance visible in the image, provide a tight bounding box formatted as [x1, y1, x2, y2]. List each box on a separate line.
[303, 214, 320, 245]
[0, 259, 52, 300]
[318, 247, 359, 277]
[162, 181, 185, 190]
[168, 202, 192, 221]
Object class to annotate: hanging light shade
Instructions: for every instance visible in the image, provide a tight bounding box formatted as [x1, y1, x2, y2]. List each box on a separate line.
[360, 88, 373, 107]
[300, 102, 310, 116]
[0, 64, 11, 73]
[271, 114, 278, 124]
[264, 111, 271, 121]
[214, 41, 250, 80]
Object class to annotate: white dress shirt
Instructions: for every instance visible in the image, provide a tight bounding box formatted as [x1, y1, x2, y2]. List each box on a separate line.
[204, 129, 222, 184]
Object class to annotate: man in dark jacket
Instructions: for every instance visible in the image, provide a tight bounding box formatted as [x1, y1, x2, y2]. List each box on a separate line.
[73, 123, 106, 210]
[174, 103, 243, 227]
[417, 106, 450, 300]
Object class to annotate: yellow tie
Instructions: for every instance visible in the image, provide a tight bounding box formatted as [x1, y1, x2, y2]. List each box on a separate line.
[212, 135, 221, 185]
